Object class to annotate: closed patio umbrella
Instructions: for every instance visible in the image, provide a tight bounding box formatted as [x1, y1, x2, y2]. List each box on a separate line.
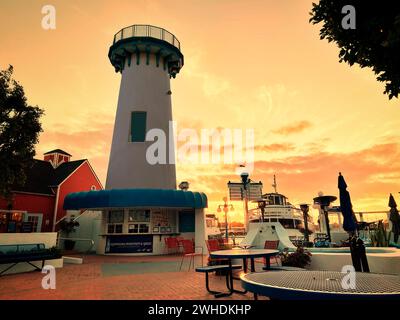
[338, 172, 357, 234]
[339, 173, 369, 272]
[389, 193, 400, 243]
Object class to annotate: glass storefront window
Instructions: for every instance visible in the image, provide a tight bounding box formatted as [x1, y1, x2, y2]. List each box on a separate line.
[108, 210, 124, 223]
[128, 209, 150, 222]
[139, 224, 149, 233]
[107, 223, 123, 234]
[0, 211, 26, 233]
[129, 223, 149, 234]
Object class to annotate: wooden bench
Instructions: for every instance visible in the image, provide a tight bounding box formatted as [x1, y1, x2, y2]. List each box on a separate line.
[196, 264, 242, 296]
[0, 243, 61, 276]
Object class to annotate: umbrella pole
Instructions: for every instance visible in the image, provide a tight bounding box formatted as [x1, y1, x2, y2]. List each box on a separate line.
[350, 236, 361, 272]
[323, 209, 331, 243]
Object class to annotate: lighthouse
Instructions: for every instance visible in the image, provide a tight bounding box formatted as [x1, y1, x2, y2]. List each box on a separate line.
[106, 25, 184, 190]
[64, 25, 208, 257]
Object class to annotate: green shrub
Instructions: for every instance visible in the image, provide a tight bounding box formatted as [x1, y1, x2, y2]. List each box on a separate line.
[280, 246, 312, 268]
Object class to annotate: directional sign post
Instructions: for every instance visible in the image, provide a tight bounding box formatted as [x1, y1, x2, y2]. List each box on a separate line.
[227, 179, 263, 232]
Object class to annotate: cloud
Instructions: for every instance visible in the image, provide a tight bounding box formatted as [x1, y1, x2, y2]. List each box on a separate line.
[181, 141, 400, 213]
[36, 121, 114, 184]
[254, 143, 295, 152]
[184, 50, 231, 97]
[251, 142, 400, 208]
[272, 120, 313, 135]
[256, 84, 298, 115]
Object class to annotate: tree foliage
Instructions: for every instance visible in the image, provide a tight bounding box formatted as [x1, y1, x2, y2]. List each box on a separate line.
[310, 0, 400, 99]
[0, 66, 44, 201]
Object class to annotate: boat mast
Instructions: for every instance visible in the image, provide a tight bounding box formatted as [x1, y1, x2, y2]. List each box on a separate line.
[272, 175, 278, 193]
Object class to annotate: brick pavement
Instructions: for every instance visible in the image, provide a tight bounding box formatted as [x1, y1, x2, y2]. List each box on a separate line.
[0, 254, 267, 300]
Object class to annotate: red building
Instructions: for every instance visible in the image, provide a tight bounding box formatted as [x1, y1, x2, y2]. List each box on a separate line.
[0, 149, 103, 233]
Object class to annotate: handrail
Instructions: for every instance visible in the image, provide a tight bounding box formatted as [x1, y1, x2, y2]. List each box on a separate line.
[57, 237, 95, 254]
[113, 24, 181, 50]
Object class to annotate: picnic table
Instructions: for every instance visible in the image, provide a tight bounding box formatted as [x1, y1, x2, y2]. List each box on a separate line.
[241, 270, 400, 300]
[208, 249, 279, 297]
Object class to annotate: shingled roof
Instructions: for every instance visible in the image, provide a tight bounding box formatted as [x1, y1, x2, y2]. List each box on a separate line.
[12, 159, 86, 195]
[43, 149, 72, 156]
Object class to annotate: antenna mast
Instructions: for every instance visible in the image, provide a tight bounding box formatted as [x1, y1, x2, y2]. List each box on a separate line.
[272, 175, 277, 193]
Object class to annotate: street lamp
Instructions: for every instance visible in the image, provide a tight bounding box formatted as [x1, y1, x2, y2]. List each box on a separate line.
[178, 181, 189, 191]
[299, 203, 310, 243]
[217, 196, 234, 240]
[240, 171, 250, 231]
[313, 195, 337, 243]
[240, 172, 249, 185]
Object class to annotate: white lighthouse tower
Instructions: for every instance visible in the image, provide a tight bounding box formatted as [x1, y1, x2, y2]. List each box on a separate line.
[106, 25, 184, 190]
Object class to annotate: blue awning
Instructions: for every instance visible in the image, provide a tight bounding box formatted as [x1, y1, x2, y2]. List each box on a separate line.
[63, 189, 208, 210]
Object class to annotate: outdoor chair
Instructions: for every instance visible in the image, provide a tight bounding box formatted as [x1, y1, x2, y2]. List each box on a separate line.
[165, 237, 179, 254]
[263, 240, 281, 266]
[206, 239, 220, 252]
[176, 236, 185, 251]
[217, 237, 232, 249]
[179, 239, 203, 271]
[205, 239, 230, 266]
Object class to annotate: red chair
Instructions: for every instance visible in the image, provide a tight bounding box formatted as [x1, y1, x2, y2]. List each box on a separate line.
[205, 239, 230, 266]
[217, 237, 227, 248]
[165, 237, 179, 254]
[263, 240, 280, 266]
[179, 239, 203, 271]
[176, 236, 184, 251]
[206, 239, 220, 253]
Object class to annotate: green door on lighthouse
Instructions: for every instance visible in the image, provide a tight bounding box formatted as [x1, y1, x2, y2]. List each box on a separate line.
[130, 111, 147, 142]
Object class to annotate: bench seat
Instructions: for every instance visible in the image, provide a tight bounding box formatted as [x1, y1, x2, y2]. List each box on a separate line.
[262, 265, 304, 271]
[0, 243, 61, 276]
[196, 264, 243, 297]
[196, 264, 242, 273]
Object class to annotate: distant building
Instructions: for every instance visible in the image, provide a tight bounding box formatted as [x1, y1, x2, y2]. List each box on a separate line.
[0, 149, 102, 233]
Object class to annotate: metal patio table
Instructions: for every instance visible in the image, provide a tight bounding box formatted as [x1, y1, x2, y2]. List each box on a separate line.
[241, 270, 400, 300]
[210, 249, 279, 296]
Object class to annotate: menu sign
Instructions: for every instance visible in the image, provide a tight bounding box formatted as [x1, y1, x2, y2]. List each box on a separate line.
[151, 209, 176, 233]
[105, 235, 153, 253]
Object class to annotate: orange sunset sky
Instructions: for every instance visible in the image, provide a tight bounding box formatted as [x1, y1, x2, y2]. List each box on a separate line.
[1, 0, 399, 222]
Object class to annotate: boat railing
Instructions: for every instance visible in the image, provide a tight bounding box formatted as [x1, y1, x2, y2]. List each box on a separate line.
[252, 211, 304, 220]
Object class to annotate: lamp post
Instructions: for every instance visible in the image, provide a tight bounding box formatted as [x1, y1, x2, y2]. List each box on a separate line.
[240, 172, 250, 232]
[254, 198, 267, 222]
[313, 195, 337, 243]
[299, 203, 310, 243]
[217, 196, 234, 240]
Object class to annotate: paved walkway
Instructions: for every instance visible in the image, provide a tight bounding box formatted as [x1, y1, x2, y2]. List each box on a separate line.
[0, 255, 267, 300]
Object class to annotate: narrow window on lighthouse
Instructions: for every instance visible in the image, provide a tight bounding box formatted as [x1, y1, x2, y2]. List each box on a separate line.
[130, 111, 147, 142]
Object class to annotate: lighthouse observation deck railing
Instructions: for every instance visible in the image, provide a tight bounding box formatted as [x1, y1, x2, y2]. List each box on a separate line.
[113, 25, 181, 50]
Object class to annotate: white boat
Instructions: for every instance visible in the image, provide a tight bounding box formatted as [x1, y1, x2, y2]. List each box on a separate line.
[248, 192, 315, 245]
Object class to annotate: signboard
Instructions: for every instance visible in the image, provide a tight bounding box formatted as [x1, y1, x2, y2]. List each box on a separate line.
[105, 235, 153, 253]
[152, 210, 170, 227]
[152, 209, 176, 232]
[228, 182, 263, 201]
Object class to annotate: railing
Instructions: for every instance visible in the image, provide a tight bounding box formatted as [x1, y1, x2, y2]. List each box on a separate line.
[113, 24, 181, 50]
[57, 237, 95, 254]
